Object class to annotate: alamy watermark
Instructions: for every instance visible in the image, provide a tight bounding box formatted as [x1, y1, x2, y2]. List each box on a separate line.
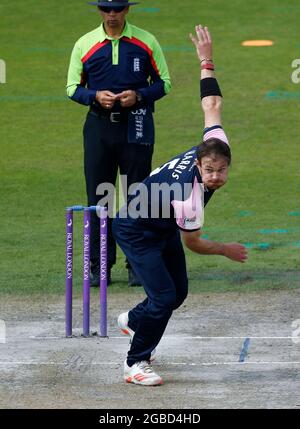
[291, 319, 300, 344]
[0, 319, 6, 344]
[95, 174, 205, 225]
[291, 59, 300, 83]
[0, 59, 6, 84]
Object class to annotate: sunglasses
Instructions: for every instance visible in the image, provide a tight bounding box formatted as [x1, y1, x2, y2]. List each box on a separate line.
[99, 6, 126, 13]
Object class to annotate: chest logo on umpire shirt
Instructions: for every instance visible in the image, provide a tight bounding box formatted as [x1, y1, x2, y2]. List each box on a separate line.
[133, 58, 140, 72]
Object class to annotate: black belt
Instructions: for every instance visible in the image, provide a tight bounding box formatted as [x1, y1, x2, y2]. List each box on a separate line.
[89, 106, 128, 123]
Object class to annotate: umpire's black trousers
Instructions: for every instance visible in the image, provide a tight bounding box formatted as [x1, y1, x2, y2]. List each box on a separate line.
[83, 110, 154, 269]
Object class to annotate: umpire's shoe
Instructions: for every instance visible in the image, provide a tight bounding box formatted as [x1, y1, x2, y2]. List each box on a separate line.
[128, 268, 142, 287]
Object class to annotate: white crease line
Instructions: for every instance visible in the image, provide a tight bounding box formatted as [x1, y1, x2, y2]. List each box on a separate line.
[169, 361, 300, 366]
[0, 361, 300, 367]
[163, 336, 300, 340]
[21, 335, 300, 341]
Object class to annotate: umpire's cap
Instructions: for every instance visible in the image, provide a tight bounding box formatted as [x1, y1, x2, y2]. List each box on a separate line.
[88, 0, 139, 6]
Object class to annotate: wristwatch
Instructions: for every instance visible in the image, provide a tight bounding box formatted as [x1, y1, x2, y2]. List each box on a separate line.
[135, 90, 143, 103]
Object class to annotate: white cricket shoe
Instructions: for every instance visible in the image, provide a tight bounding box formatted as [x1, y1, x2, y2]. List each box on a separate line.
[124, 360, 163, 386]
[117, 312, 156, 361]
[118, 312, 135, 339]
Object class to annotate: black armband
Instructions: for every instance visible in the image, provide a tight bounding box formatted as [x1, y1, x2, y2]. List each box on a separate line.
[200, 78, 222, 100]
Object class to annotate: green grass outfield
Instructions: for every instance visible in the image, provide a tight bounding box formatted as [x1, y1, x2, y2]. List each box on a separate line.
[1, 0, 300, 295]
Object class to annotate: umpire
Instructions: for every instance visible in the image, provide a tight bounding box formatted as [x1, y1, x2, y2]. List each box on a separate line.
[66, 0, 171, 286]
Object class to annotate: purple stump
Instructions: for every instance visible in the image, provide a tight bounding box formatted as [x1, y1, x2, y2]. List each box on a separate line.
[99, 207, 108, 337]
[65, 209, 73, 337]
[83, 208, 91, 337]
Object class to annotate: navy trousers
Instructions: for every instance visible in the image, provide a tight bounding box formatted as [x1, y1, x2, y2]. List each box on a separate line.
[112, 218, 188, 366]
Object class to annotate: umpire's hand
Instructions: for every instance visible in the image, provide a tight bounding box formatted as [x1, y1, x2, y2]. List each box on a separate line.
[96, 90, 117, 109]
[116, 90, 137, 108]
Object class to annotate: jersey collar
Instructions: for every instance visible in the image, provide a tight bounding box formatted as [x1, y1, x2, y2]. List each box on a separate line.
[99, 21, 132, 42]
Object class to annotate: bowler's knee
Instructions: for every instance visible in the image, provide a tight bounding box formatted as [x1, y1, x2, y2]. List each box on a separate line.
[150, 293, 176, 317]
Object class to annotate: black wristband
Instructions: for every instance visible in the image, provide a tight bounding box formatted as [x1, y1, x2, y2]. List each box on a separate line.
[200, 78, 222, 100]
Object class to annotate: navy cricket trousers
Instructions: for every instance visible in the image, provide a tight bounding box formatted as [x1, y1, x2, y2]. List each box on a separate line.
[112, 217, 188, 366]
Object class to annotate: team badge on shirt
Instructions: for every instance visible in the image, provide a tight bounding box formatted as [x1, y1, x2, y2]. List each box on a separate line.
[133, 58, 141, 72]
